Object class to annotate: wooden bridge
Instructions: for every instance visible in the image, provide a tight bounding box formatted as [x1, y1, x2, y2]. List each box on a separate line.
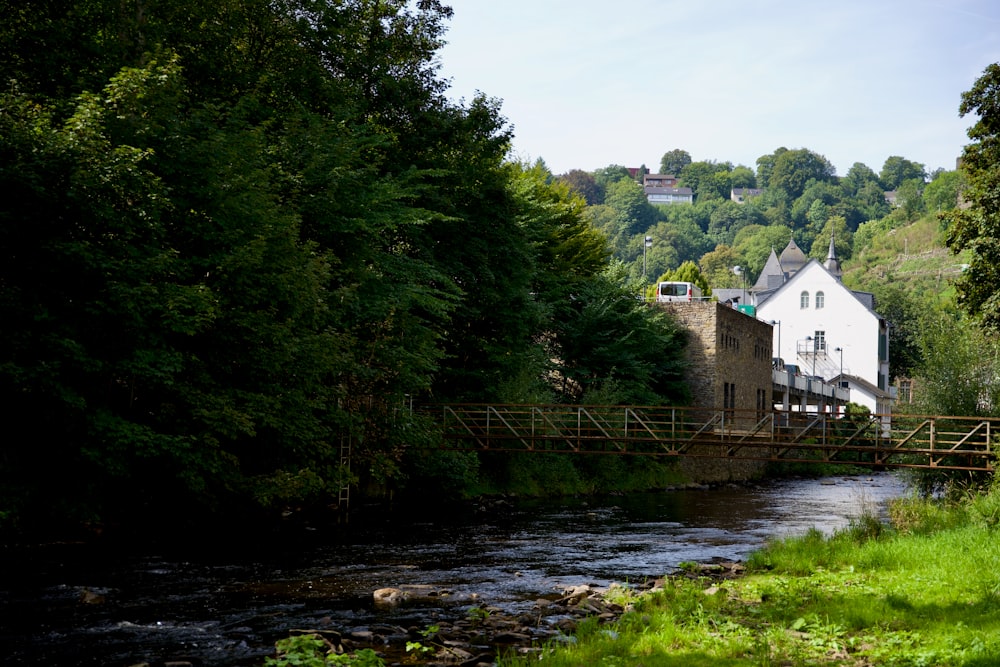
[421, 404, 996, 472]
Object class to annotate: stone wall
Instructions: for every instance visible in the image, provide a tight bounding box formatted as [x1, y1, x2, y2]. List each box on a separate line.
[659, 302, 775, 482]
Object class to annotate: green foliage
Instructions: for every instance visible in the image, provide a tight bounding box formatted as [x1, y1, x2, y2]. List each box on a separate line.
[911, 314, 1000, 417]
[2, 0, 606, 533]
[945, 62, 1000, 331]
[266, 634, 385, 667]
[923, 170, 965, 212]
[658, 260, 711, 296]
[880, 155, 927, 191]
[660, 148, 692, 176]
[768, 148, 836, 200]
[550, 264, 690, 405]
[401, 450, 480, 500]
[731, 224, 793, 278]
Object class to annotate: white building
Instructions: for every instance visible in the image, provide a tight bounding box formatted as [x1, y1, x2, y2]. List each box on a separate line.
[754, 237, 893, 415]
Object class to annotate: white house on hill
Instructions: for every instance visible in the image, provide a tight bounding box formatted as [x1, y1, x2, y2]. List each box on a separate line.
[755, 238, 893, 415]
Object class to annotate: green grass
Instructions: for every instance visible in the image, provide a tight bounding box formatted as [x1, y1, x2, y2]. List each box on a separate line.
[498, 487, 1000, 666]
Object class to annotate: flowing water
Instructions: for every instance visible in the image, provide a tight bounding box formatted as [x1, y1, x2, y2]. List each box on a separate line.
[1, 473, 907, 666]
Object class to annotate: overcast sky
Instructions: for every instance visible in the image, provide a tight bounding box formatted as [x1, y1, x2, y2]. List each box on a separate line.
[436, 0, 1000, 177]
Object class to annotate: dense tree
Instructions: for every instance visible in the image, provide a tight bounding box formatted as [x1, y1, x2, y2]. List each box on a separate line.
[769, 148, 836, 200]
[707, 200, 753, 245]
[699, 245, 742, 289]
[880, 156, 927, 191]
[841, 162, 881, 197]
[679, 160, 731, 202]
[550, 265, 690, 405]
[557, 169, 603, 205]
[732, 224, 795, 277]
[923, 170, 964, 212]
[730, 165, 757, 189]
[659, 148, 692, 176]
[605, 178, 659, 240]
[807, 216, 853, 261]
[755, 147, 788, 189]
[946, 63, 1000, 330]
[659, 216, 714, 266]
[1, 0, 597, 532]
[913, 313, 1000, 417]
[593, 164, 632, 190]
[855, 180, 893, 222]
[892, 178, 927, 221]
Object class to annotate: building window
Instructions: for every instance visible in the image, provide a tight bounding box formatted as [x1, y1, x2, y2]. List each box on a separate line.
[800, 291, 809, 309]
[814, 330, 826, 352]
[816, 291, 825, 309]
[898, 379, 913, 403]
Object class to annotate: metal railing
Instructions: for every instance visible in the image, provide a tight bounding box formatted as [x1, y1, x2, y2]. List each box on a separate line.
[420, 404, 996, 472]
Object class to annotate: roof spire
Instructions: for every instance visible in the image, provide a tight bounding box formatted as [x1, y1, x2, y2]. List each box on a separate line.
[824, 233, 842, 279]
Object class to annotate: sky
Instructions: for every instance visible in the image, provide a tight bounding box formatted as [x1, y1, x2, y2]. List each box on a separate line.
[435, 0, 1000, 177]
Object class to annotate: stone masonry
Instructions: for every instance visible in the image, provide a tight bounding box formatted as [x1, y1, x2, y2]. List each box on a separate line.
[659, 302, 775, 482]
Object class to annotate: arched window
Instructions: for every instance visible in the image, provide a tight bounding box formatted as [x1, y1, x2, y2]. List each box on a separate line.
[800, 291, 809, 309]
[816, 291, 825, 309]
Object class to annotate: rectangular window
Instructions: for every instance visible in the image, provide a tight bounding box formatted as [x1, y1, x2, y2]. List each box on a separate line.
[898, 379, 912, 403]
[814, 330, 826, 352]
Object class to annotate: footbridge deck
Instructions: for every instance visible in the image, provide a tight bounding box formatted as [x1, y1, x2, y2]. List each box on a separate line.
[422, 405, 996, 472]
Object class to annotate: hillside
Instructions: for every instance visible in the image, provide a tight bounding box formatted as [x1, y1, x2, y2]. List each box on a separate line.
[841, 214, 968, 309]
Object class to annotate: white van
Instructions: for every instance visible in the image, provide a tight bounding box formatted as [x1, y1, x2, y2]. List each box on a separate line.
[656, 281, 703, 303]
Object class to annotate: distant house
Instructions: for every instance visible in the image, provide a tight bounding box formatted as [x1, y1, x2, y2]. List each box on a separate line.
[645, 186, 693, 205]
[731, 188, 763, 203]
[644, 173, 678, 188]
[884, 190, 899, 207]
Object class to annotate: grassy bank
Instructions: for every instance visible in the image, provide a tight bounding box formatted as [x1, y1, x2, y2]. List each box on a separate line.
[496, 481, 1000, 667]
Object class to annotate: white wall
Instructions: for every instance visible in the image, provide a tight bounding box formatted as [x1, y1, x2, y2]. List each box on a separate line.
[757, 262, 882, 392]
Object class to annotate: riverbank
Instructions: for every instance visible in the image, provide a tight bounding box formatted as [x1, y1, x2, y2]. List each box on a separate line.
[492, 483, 1000, 667]
[263, 481, 1000, 666]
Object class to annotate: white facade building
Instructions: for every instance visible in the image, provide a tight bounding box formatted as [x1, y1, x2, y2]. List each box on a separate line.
[755, 238, 892, 415]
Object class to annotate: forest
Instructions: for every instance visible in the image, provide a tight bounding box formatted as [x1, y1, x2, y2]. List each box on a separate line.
[1, 1, 999, 538]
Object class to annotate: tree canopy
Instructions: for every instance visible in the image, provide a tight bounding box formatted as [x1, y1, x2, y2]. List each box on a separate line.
[946, 62, 1000, 330]
[0, 0, 675, 534]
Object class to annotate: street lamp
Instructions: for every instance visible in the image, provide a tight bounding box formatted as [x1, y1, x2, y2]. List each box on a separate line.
[834, 346, 844, 378]
[733, 265, 747, 303]
[643, 235, 652, 301]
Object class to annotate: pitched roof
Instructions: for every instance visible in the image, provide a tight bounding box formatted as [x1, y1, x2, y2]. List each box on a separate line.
[753, 248, 785, 292]
[757, 258, 883, 319]
[778, 237, 807, 273]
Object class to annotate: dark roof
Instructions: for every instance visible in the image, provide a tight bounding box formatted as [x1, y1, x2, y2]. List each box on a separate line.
[778, 237, 807, 273]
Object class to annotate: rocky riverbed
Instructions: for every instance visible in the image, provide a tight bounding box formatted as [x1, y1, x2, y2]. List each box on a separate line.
[263, 560, 746, 667]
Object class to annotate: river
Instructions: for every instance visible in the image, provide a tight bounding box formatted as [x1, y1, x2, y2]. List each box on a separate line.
[0, 473, 907, 666]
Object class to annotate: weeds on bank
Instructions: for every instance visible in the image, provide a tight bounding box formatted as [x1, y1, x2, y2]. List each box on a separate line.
[498, 484, 1000, 667]
[266, 634, 385, 666]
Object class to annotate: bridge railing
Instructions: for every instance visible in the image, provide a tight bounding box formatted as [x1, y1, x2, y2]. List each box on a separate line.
[419, 404, 996, 472]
